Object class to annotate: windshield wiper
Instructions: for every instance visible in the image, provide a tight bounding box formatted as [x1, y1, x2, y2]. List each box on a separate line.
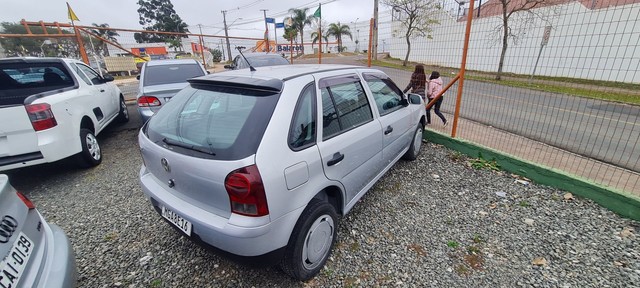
[162, 137, 216, 156]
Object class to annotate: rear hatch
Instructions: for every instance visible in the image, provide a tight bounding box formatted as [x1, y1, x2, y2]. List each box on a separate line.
[0, 60, 75, 164]
[140, 79, 281, 216]
[0, 174, 47, 288]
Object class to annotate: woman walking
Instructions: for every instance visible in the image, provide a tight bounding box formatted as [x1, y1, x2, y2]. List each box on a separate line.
[402, 64, 428, 121]
[427, 71, 447, 126]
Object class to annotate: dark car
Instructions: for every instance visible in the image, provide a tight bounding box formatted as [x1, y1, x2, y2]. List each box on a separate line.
[224, 53, 289, 70]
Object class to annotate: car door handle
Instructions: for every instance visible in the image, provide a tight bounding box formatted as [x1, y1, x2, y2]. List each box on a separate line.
[327, 152, 344, 167]
[99, 89, 105, 92]
[384, 125, 393, 135]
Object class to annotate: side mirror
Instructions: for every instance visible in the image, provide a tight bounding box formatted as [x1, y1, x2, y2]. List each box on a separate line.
[136, 75, 140, 80]
[102, 74, 115, 82]
[207, 71, 211, 74]
[400, 98, 409, 107]
[224, 64, 232, 69]
[408, 94, 422, 105]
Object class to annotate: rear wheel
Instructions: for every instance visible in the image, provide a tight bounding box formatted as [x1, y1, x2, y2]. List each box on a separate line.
[116, 96, 129, 123]
[75, 128, 102, 168]
[280, 199, 338, 281]
[402, 124, 423, 161]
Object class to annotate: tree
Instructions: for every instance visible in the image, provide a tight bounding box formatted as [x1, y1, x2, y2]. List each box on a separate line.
[310, 30, 328, 51]
[326, 22, 352, 53]
[90, 23, 119, 56]
[486, 0, 560, 80]
[283, 27, 298, 43]
[134, 0, 189, 45]
[211, 48, 222, 62]
[0, 22, 79, 57]
[382, 0, 440, 66]
[285, 8, 313, 54]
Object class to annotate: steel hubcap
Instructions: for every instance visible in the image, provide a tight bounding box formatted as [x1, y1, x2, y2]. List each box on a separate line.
[85, 133, 101, 160]
[302, 214, 334, 270]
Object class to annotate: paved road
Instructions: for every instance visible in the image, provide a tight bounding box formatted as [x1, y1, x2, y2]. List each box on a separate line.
[294, 56, 640, 172]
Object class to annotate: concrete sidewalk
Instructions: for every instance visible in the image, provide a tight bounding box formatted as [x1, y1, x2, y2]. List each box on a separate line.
[428, 113, 640, 197]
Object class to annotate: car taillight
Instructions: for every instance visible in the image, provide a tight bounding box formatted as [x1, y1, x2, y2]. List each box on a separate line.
[224, 165, 269, 217]
[137, 96, 161, 107]
[25, 103, 57, 131]
[16, 192, 36, 210]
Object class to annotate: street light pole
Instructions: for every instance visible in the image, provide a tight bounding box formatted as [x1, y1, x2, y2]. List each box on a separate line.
[261, 9, 269, 52]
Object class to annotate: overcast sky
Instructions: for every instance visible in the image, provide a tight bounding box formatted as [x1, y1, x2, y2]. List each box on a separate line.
[1, 0, 380, 39]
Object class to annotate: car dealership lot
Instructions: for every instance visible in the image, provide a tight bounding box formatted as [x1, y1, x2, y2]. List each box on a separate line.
[3, 105, 639, 287]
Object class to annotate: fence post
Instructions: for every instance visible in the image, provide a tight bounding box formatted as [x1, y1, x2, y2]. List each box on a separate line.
[74, 26, 90, 64]
[367, 18, 374, 67]
[451, 0, 475, 138]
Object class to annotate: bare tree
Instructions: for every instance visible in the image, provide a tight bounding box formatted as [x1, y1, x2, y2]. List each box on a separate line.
[383, 0, 440, 66]
[487, 0, 561, 80]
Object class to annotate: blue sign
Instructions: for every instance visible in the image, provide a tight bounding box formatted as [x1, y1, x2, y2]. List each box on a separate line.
[266, 18, 275, 24]
[275, 22, 284, 28]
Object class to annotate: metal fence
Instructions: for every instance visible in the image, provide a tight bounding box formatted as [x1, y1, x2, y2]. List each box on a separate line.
[1, 0, 638, 195]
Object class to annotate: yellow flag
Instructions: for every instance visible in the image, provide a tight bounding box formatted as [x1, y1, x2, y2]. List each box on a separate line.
[67, 2, 80, 22]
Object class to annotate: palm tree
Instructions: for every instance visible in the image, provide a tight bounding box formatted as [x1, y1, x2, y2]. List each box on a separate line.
[310, 30, 329, 52]
[91, 23, 120, 56]
[285, 8, 313, 54]
[326, 22, 352, 53]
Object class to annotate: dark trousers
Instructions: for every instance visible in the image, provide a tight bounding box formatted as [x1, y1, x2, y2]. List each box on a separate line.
[426, 97, 447, 124]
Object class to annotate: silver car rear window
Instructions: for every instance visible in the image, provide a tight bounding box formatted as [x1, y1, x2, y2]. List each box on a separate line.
[144, 85, 279, 160]
[143, 63, 205, 86]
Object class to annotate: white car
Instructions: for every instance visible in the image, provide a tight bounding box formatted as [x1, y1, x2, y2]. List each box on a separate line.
[0, 57, 128, 171]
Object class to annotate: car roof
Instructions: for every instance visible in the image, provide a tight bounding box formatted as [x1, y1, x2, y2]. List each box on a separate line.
[188, 64, 363, 92]
[145, 59, 201, 66]
[242, 53, 285, 58]
[0, 57, 77, 64]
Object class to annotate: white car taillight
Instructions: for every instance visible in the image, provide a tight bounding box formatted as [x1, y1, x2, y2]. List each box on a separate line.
[25, 103, 57, 131]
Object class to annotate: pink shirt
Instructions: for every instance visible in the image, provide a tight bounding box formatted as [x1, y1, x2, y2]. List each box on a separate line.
[427, 77, 443, 99]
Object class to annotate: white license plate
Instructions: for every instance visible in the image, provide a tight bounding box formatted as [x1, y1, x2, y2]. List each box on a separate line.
[161, 206, 192, 236]
[0, 232, 34, 288]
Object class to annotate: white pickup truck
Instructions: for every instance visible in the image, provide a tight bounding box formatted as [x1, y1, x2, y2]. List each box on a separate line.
[0, 57, 129, 171]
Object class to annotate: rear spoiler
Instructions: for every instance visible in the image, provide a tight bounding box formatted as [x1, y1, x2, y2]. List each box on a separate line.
[188, 76, 283, 93]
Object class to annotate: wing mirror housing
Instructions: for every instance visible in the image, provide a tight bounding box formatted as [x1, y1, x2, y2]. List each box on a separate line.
[102, 74, 115, 82]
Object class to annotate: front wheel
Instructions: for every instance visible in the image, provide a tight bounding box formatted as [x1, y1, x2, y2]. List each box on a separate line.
[75, 128, 102, 168]
[402, 124, 423, 161]
[280, 199, 338, 281]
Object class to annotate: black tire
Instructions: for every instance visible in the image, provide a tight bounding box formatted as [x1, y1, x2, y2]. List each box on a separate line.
[280, 198, 339, 281]
[402, 124, 423, 161]
[116, 96, 129, 123]
[75, 128, 102, 168]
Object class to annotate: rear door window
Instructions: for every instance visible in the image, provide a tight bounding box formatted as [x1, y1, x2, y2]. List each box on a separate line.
[144, 85, 280, 160]
[319, 74, 373, 140]
[143, 63, 205, 86]
[0, 61, 74, 105]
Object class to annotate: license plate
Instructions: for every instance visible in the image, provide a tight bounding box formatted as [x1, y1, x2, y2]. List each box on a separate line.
[161, 206, 192, 236]
[0, 232, 33, 288]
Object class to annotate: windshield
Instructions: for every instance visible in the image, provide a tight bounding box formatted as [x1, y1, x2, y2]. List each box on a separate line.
[143, 63, 205, 86]
[241, 55, 289, 69]
[144, 85, 280, 160]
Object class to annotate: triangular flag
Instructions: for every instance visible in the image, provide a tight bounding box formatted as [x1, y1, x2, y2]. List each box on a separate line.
[313, 6, 321, 18]
[67, 2, 80, 21]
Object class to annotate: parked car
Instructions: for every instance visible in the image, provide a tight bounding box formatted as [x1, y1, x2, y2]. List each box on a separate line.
[0, 174, 77, 287]
[136, 59, 207, 122]
[224, 52, 289, 70]
[138, 64, 426, 280]
[0, 57, 128, 172]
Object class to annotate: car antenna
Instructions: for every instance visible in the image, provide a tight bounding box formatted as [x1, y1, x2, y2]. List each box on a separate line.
[235, 46, 256, 72]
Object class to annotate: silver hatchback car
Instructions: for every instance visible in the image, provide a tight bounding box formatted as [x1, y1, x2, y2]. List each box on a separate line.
[138, 64, 426, 280]
[0, 174, 77, 287]
[136, 59, 207, 122]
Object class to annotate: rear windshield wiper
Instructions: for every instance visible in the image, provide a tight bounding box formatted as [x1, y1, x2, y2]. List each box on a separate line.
[162, 137, 216, 156]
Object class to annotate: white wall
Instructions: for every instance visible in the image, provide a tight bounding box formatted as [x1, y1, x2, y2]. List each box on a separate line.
[384, 2, 640, 83]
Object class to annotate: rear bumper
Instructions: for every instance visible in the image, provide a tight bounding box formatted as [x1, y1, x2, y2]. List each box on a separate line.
[0, 128, 81, 172]
[37, 223, 77, 288]
[139, 165, 304, 258]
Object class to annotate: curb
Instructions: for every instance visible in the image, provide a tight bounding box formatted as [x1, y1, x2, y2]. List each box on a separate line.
[423, 129, 640, 221]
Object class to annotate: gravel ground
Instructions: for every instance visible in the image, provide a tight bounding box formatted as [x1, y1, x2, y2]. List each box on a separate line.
[5, 125, 639, 287]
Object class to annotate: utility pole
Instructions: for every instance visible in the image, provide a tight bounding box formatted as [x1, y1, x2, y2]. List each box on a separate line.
[222, 10, 232, 62]
[373, 0, 379, 60]
[197, 24, 207, 69]
[261, 9, 270, 52]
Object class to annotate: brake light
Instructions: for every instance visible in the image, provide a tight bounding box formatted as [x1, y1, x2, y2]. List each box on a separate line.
[16, 192, 36, 210]
[224, 165, 269, 217]
[25, 103, 57, 131]
[137, 96, 161, 107]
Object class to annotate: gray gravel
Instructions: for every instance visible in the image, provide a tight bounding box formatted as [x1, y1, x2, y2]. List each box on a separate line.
[5, 126, 639, 287]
